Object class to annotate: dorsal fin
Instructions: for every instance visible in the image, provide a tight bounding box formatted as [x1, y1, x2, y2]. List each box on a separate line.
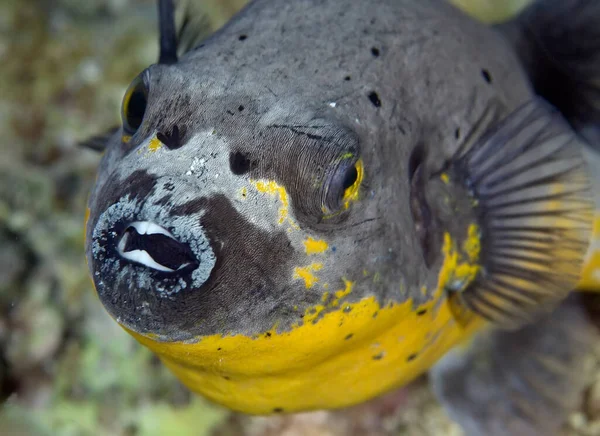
[157, 0, 214, 64]
[158, 0, 179, 64]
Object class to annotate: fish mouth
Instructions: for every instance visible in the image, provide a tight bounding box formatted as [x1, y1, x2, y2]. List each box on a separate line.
[117, 220, 198, 273]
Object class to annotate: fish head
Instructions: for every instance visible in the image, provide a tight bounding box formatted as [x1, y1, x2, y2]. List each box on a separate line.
[85, 0, 593, 414]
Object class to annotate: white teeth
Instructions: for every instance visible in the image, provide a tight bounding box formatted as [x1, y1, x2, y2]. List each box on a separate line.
[119, 249, 175, 272]
[116, 221, 178, 272]
[129, 221, 176, 239]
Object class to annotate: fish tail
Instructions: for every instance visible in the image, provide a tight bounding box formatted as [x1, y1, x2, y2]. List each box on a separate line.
[498, 0, 600, 143]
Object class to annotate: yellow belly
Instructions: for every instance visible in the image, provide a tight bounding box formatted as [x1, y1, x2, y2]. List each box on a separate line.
[126, 291, 482, 414]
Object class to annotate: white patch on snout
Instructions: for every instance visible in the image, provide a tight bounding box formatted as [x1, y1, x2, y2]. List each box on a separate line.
[117, 221, 179, 272]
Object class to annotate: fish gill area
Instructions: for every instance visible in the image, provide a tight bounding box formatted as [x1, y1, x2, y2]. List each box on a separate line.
[2, 0, 600, 435]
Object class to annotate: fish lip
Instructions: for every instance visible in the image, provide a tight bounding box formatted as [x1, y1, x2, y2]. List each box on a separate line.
[88, 174, 217, 292]
[116, 220, 197, 273]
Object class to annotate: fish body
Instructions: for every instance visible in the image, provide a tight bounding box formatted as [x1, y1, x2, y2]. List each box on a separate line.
[84, 0, 600, 433]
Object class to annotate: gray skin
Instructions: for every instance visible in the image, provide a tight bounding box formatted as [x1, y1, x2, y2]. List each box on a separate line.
[86, 0, 534, 342]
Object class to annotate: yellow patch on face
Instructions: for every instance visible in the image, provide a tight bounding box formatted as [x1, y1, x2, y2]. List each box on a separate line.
[437, 225, 481, 293]
[440, 172, 450, 185]
[342, 159, 364, 209]
[252, 180, 298, 227]
[240, 187, 248, 199]
[148, 136, 162, 153]
[293, 263, 323, 288]
[303, 237, 328, 254]
[121, 134, 132, 143]
[331, 279, 353, 307]
[578, 216, 600, 291]
[462, 224, 481, 262]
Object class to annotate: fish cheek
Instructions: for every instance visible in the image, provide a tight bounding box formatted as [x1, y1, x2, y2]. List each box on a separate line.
[168, 194, 299, 336]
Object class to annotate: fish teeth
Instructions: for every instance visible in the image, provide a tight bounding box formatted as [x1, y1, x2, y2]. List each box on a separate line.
[118, 249, 175, 272]
[129, 221, 176, 239]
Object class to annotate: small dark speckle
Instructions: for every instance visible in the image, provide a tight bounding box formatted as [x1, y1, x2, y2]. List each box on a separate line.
[345, 333, 354, 340]
[407, 353, 418, 362]
[372, 311, 379, 319]
[344, 75, 351, 81]
[372, 352, 385, 360]
[368, 91, 381, 108]
[454, 128, 461, 139]
[217, 347, 222, 351]
[416, 309, 427, 316]
[226, 109, 234, 116]
[222, 375, 231, 380]
[273, 407, 284, 413]
[371, 47, 380, 57]
[238, 105, 245, 112]
[239, 34, 247, 41]
[265, 332, 272, 338]
[481, 69, 492, 84]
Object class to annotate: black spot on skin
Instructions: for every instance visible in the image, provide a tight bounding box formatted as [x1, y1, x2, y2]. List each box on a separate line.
[92, 170, 157, 221]
[273, 408, 284, 413]
[416, 309, 427, 316]
[238, 105, 245, 112]
[372, 352, 384, 360]
[238, 34, 247, 41]
[454, 128, 461, 140]
[265, 332, 272, 338]
[222, 375, 231, 380]
[344, 75, 351, 81]
[226, 109, 234, 116]
[371, 47, 380, 57]
[368, 91, 381, 108]
[407, 353, 418, 362]
[481, 69, 492, 84]
[229, 151, 252, 175]
[372, 311, 378, 318]
[217, 347, 222, 351]
[157, 124, 185, 150]
[345, 333, 354, 340]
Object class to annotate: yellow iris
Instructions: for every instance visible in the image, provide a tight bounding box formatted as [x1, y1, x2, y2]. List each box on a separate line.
[342, 159, 364, 208]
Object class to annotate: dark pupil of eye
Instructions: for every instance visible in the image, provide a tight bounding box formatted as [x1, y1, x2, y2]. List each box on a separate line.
[342, 165, 358, 191]
[126, 88, 147, 131]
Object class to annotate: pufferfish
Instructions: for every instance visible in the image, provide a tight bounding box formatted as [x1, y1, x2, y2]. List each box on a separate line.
[83, 0, 600, 434]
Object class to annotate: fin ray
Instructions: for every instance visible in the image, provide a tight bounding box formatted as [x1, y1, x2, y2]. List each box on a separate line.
[450, 98, 593, 327]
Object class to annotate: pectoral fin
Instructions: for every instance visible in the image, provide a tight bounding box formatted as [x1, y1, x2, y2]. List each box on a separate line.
[444, 97, 592, 328]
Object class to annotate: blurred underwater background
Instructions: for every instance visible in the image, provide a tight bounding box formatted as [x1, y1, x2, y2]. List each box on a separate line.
[3, 0, 600, 434]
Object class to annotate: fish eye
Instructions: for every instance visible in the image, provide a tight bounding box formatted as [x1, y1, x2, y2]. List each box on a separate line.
[121, 74, 148, 135]
[342, 163, 360, 196]
[323, 158, 363, 215]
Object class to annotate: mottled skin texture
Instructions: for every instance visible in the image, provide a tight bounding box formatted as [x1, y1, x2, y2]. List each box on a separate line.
[86, 0, 532, 341]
